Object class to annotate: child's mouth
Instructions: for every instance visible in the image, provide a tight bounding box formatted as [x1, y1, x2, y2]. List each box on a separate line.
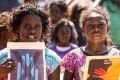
[29, 35, 34, 39]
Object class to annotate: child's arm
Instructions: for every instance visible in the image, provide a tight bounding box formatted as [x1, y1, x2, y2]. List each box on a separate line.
[63, 69, 74, 80]
[48, 66, 60, 80]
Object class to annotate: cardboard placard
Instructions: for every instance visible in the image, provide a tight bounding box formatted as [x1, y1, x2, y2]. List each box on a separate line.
[7, 42, 46, 80]
[83, 56, 120, 80]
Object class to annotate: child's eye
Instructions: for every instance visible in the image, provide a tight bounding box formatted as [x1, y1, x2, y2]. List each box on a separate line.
[25, 24, 30, 29]
[88, 24, 95, 29]
[98, 24, 104, 28]
[35, 26, 40, 30]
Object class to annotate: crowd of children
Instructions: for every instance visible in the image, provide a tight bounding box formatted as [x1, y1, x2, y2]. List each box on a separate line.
[0, 0, 120, 80]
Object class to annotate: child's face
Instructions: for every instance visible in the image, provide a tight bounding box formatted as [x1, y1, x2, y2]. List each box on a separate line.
[18, 14, 42, 42]
[50, 5, 62, 24]
[82, 12, 108, 43]
[57, 26, 71, 45]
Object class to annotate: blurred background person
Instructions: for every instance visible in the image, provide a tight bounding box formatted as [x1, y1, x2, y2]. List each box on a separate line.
[0, 0, 21, 12]
[48, 18, 78, 59]
[70, 0, 93, 46]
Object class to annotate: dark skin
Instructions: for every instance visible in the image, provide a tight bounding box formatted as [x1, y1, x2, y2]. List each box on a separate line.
[0, 14, 60, 80]
[18, 14, 42, 42]
[0, 27, 9, 50]
[83, 12, 109, 55]
[57, 26, 72, 47]
[49, 5, 66, 25]
[0, 59, 15, 79]
[63, 12, 109, 80]
[18, 14, 60, 80]
[48, 66, 60, 80]
[63, 69, 74, 80]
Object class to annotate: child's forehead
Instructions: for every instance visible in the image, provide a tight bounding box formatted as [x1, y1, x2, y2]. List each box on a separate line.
[57, 25, 71, 31]
[50, 5, 61, 11]
[23, 14, 41, 20]
[84, 12, 106, 22]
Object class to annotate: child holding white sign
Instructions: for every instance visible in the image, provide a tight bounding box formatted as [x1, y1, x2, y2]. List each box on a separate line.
[0, 2, 61, 80]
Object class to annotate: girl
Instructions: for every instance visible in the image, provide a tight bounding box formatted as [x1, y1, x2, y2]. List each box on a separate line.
[48, 18, 78, 58]
[46, 1, 78, 47]
[0, 12, 11, 51]
[49, 0, 68, 27]
[61, 6, 120, 80]
[45, 1, 69, 46]
[0, 3, 61, 80]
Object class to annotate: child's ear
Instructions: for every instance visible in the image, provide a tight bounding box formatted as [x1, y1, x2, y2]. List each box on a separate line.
[81, 25, 85, 33]
[107, 21, 111, 33]
[16, 26, 20, 34]
[81, 27, 85, 37]
[107, 24, 110, 33]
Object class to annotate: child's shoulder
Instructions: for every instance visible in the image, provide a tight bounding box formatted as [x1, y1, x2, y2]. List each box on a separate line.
[45, 48, 61, 62]
[108, 47, 120, 56]
[71, 43, 79, 48]
[45, 48, 61, 74]
[64, 47, 84, 58]
[48, 43, 56, 49]
[45, 48, 59, 56]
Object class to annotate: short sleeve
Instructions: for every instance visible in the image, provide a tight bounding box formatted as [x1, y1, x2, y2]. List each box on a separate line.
[0, 48, 8, 64]
[107, 47, 120, 56]
[61, 48, 84, 73]
[45, 48, 61, 76]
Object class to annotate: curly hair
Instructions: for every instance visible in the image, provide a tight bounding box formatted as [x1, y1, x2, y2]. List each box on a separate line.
[0, 12, 10, 28]
[51, 18, 77, 44]
[0, 12, 10, 45]
[10, 2, 49, 36]
[80, 6, 110, 28]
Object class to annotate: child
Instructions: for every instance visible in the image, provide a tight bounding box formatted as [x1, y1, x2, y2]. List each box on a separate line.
[46, 1, 78, 47]
[0, 12, 11, 51]
[61, 6, 120, 80]
[0, 11, 15, 80]
[49, 0, 68, 27]
[0, 3, 61, 80]
[45, 1, 69, 46]
[48, 18, 78, 58]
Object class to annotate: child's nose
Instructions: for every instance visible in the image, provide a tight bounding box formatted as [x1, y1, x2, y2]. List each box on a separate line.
[29, 29, 36, 34]
[94, 26, 100, 32]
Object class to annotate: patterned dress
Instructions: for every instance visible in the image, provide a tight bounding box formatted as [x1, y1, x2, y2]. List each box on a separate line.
[61, 47, 120, 80]
[0, 48, 61, 80]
